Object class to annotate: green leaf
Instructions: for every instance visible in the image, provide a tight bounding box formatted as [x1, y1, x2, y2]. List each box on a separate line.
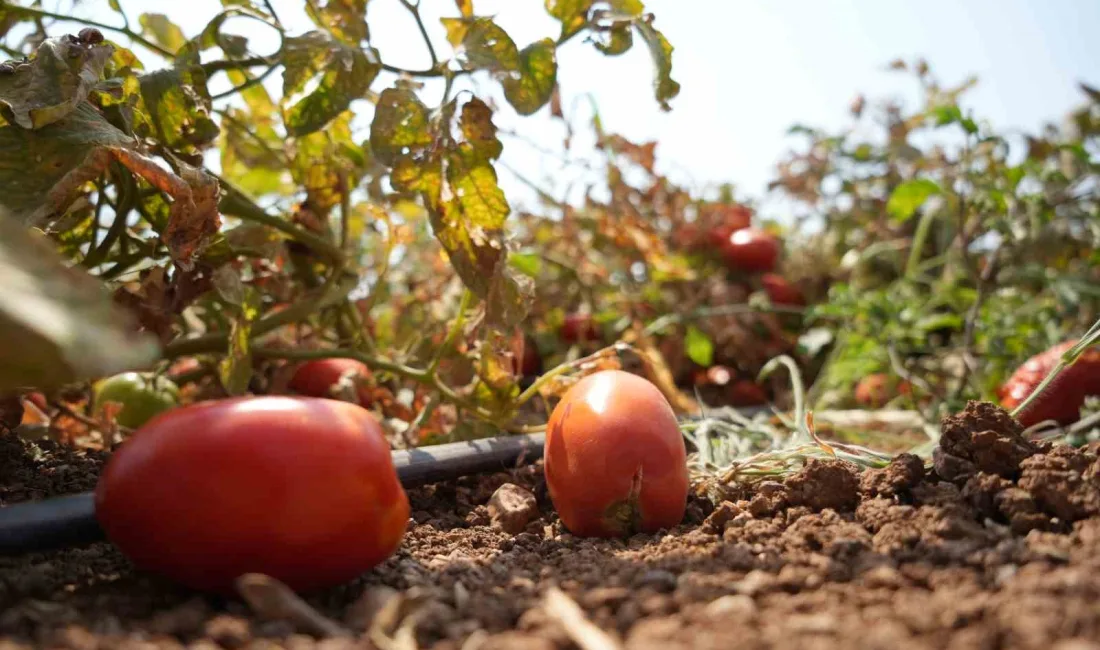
[509, 251, 542, 277]
[306, 0, 369, 45]
[369, 87, 434, 166]
[218, 286, 261, 396]
[634, 19, 679, 111]
[684, 325, 713, 367]
[459, 97, 503, 159]
[545, 0, 592, 40]
[502, 39, 557, 115]
[137, 65, 219, 153]
[592, 23, 632, 55]
[0, 209, 160, 392]
[886, 178, 941, 222]
[0, 36, 115, 129]
[138, 13, 188, 55]
[440, 17, 519, 71]
[280, 32, 380, 137]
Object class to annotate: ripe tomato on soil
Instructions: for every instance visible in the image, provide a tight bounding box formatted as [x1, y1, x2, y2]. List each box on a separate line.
[760, 273, 804, 306]
[288, 358, 374, 407]
[999, 340, 1100, 426]
[721, 228, 780, 273]
[544, 370, 688, 537]
[855, 373, 912, 408]
[95, 396, 410, 594]
[92, 372, 180, 429]
[560, 313, 600, 344]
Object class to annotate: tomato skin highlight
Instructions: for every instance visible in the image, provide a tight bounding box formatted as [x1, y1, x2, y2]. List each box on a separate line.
[95, 396, 410, 594]
[289, 358, 374, 407]
[999, 340, 1100, 426]
[543, 370, 688, 538]
[721, 228, 780, 273]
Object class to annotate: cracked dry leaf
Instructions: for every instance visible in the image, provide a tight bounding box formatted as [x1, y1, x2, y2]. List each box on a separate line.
[0, 208, 159, 392]
[0, 35, 115, 129]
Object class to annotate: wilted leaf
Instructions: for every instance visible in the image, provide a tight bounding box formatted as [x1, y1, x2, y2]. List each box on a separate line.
[290, 112, 366, 215]
[137, 65, 219, 153]
[440, 17, 519, 71]
[592, 23, 632, 55]
[306, 0, 369, 46]
[459, 97, 502, 159]
[282, 32, 380, 137]
[887, 178, 941, 222]
[0, 36, 115, 129]
[0, 209, 160, 392]
[502, 39, 557, 115]
[369, 87, 434, 166]
[545, 0, 592, 40]
[634, 19, 679, 111]
[139, 13, 188, 55]
[282, 31, 333, 97]
[455, 0, 474, 17]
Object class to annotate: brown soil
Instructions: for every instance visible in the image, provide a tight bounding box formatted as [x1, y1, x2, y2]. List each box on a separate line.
[3, 401, 1100, 649]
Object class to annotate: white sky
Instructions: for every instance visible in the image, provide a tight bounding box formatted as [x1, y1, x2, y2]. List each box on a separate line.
[28, 0, 1100, 223]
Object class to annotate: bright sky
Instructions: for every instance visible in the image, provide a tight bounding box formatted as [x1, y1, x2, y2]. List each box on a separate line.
[27, 0, 1100, 222]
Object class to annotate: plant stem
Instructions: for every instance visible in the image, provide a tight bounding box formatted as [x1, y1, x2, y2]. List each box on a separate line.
[399, 0, 439, 69]
[11, 5, 174, 58]
[427, 290, 472, 376]
[211, 64, 279, 101]
[1010, 318, 1100, 421]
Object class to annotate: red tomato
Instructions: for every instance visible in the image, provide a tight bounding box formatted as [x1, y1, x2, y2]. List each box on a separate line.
[760, 273, 804, 306]
[728, 380, 769, 407]
[722, 228, 780, 273]
[544, 370, 688, 537]
[289, 358, 373, 407]
[705, 204, 753, 250]
[560, 313, 600, 344]
[855, 374, 912, 408]
[95, 396, 410, 593]
[999, 340, 1100, 426]
[513, 336, 543, 377]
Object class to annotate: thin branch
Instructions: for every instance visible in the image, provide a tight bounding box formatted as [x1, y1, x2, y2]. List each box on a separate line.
[211, 64, 279, 101]
[10, 5, 174, 58]
[398, 0, 439, 69]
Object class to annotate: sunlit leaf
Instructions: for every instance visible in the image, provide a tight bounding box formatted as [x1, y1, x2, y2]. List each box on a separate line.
[887, 178, 941, 222]
[290, 112, 365, 215]
[0, 36, 115, 129]
[592, 23, 632, 55]
[137, 65, 219, 153]
[459, 97, 502, 159]
[218, 286, 261, 396]
[684, 325, 713, 366]
[635, 19, 679, 111]
[306, 0, 369, 45]
[440, 17, 519, 71]
[455, 0, 474, 17]
[545, 0, 592, 40]
[369, 87, 434, 166]
[502, 39, 557, 115]
[509, 251, 542, 277]
[281, 31, 380, 137]
[138, 13, 188, 55]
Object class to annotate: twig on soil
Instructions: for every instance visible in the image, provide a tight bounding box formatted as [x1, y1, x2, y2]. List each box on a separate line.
[543, 587, 623, 650]
[235, 573, 349, 638]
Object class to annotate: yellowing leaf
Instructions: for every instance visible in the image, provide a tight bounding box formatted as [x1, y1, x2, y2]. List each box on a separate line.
[440, 17, 519, 71]
[502, 39, 557, 115]
[369, 87, 434, 166]
[635, 19, 679, 111]
[306, 0, 370, 45]
[139, 13, 188, 55]
[545, 0, 592, 40]
[459, 97, 503, 159]
[137, 65, 219, 153]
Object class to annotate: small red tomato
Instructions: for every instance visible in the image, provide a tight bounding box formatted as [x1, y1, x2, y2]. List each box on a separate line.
[544, 370, 688, 537]
[760, 273, 804, 306]
[999, 340, 1100, 426]
[705, 204, 753, 250]
[722, 228, 780, 273]
[560, 313, 600, 344]
[289, 358, 373, 407]
[728, 379, 769, 407]
[95, 396, 410, 593]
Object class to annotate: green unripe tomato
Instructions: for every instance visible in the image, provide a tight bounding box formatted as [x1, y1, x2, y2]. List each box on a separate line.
[93, 372, 180, 429]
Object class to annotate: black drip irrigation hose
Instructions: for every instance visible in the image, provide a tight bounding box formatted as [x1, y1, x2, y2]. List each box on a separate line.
[0, 432, 546, 556]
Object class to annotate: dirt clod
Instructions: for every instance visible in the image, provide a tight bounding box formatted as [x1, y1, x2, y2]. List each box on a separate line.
[937, 401, 1039, 479]
[785, 458, 860, 511]
[487, 483, 540, 534]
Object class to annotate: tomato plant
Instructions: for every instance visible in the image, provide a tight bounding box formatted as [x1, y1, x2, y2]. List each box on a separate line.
[288, 358, 374, 408]
[722, 228, 781, 273]
[92, 372, 180, 429]
[95, 396, 410, 593]
[544, 370, 688, 537]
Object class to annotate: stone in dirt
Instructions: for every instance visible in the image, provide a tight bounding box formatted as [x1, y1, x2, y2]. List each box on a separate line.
[487, 482, 539, 534]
